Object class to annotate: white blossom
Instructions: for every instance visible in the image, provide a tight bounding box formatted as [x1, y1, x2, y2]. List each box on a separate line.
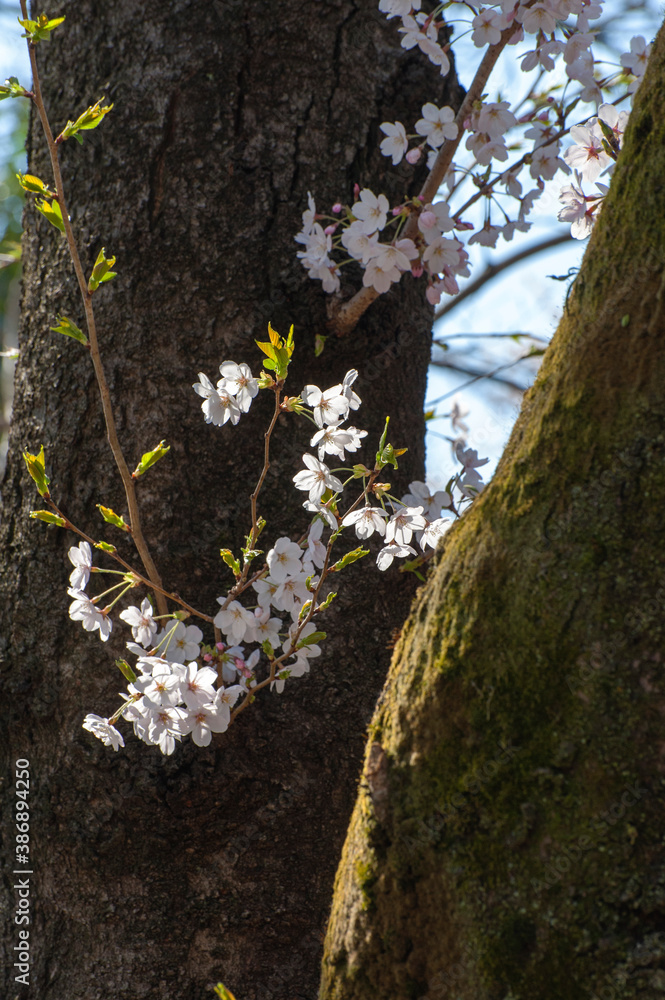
[380, 121, 409, 164]
[119, 597, 157, 648]
[351, 189, 390, 235]
[267, 537, 304, 583]
[214, 599, 256, 643]
[217, 362, 259, 413]
[415, 103, 458, 148]
[193, 373, 241, 427]
[68, 541, 92, 590]
[82, 714, 124, 751]
[386, 506, 427, 545]
[377, 542, 417, 571]
[68, 589, 112, 642]
[293, 454, 344, 503]
[342, 506, 389, 539]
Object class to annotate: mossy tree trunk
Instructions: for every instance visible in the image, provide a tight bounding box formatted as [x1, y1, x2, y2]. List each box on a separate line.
[320, 20, 665, 1000]
[0, 3, 463, 999]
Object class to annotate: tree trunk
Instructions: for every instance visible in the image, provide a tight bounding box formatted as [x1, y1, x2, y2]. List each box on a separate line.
[320, 20, 665, 1000]
[0, 3, 463, 998]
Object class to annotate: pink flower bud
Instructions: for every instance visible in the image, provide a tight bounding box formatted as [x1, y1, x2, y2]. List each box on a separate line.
[324, 224, 337, 235]
[332, 202, 342, 214]
[420, 210, 436, 229]
[411, 262, 424, 278]
[353, 183, 360, 199]
[203, 653, 213, 662]
[392, 206, 403, 216]
[405, 147, 422, 164]
[426, 284, 442, 305]
[216, 641, 225, 651]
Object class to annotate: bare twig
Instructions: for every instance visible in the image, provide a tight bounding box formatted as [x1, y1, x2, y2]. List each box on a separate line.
[434, 233, 574, 320]
[427, 350, 543, 405]
[21, 1, 167, 614]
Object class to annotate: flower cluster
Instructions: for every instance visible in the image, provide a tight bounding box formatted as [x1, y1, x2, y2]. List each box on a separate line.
[72, 345, 488, 755]
[193, 362, 259, 426]
[295, 0, 652, 306]
[557, 103, 629, 238]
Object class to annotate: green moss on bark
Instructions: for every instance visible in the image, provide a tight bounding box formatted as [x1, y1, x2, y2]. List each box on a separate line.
[320, 20, 665, 1000]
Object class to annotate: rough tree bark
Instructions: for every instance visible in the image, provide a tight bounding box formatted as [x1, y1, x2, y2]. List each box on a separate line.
[0, 2, 464, 999]
[320, 19, 665, 1000]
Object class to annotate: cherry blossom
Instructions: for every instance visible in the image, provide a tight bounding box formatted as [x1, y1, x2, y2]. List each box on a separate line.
[621, 36, 651, 80]
[311, 424, 367, 462]
[293, 455, 344, 503]
[159, 621, 203, 663]
[386, 505, 427, 546]
[267, 537, 304, 583]
[351, 189, 389, 235]
[342, 506, 389, 539]
[82, 714, 124, 751]
[119, 597, 157, 648]
[377, 542, 417, 571]
[68, 541, 92, 590]
[557, 182, 598, 239]
[400, 481, 450, 520]
[420, 518, 453, 551]
[380, 121, 408, 164]
[379, 0, 421, 16]
[472, 9, 503, 47]
[563, 123, 612, 182]
[214, 599, 256, 643]
[193, 373, 241, 427]
[301, 383, 350, 428]
[68, 588, 112, 641]
[179, 663, 218, 710]
[415, 103, 458, 148]
[217, 362, 258, 412]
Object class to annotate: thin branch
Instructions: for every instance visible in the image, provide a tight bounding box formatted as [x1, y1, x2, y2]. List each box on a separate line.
[46, 500, 214, 622]
[21, 1, 167, 615]
[434, 331, 549, 343]
[434, 233, 574, 320]
[429, 357, 531, 394]
[427, 351, 542, 405]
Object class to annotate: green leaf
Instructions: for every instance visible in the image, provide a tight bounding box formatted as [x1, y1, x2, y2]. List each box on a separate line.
[314, 333, 327, 357]
[18, 14, 65, 42]
[220, 548, 241, 577]
[23, 446, 50, 497]
[0, 77, 28, 100]
[51, 315, 88, 346]
[255, 322, 294, 381]
[35, 197, 65, 233]
[58, 99, 113, 143]
[214, 984, 237, 1000]
[377, 442, 407, 470]
[317, 590, 337, 612]
[132, 440, 170, 478]
[30, 510, 64, 526]
[116, 659, 137, 683]
[297, 629, 326, 649]
[16, 172, 53, 195]
[298, 599, 313, 622]
[96, 505, 130, 532]
[261, 639, 275, 657]
[330, 547, 369, 573]
[95, 540, 117, 553]
[88, 247, 117, 292]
